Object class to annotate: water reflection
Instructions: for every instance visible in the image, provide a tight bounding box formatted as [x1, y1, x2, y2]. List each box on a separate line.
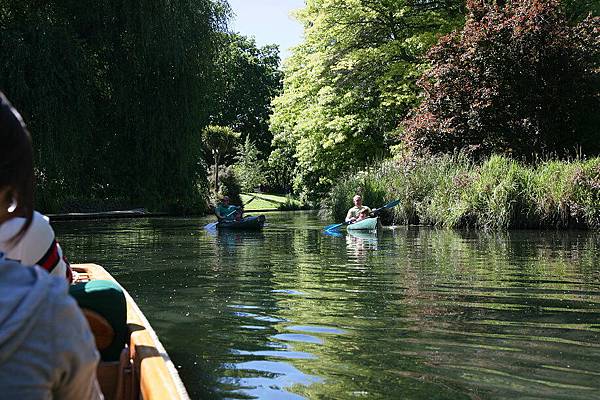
[214, 230, 266, 252]
[53, 213, 600, 400]
[220, 360, 321, 400]
[346, 230, 378, 253]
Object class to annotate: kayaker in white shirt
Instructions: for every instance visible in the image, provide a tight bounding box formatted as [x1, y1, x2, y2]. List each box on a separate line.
[345, 195, 372, 223]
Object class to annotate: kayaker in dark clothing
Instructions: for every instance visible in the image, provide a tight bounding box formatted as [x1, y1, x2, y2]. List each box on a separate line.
[345, 195, 371, 223]
[215, 195, 243, 222]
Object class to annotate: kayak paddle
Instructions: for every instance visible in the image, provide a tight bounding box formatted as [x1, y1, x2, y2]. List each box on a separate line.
[224, 195, 256, 217]
[324, 198, 401, 232]
[323, 220, 351, 232]
[370, 199, 400, 216]
[204, 221, 218, 231]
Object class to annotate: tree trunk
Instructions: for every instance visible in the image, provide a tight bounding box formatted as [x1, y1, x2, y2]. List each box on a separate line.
[214, 156, 219, 192]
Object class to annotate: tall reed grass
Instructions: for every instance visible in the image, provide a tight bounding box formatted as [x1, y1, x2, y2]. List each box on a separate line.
[326, 154, 600, 230]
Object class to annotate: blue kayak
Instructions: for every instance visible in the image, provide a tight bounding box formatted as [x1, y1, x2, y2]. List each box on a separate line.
[217, 215, 266, 230]
[346, 217, 379, 231]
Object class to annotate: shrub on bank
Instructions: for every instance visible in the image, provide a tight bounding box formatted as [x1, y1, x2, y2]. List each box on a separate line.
[212, 166, 243, 207]
[327, 155, 600, 230]
[324, 168, 389, 221]
[277, 195, 310, 211]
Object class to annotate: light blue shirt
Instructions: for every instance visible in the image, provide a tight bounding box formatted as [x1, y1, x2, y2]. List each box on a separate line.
[0, 255, 102, 399]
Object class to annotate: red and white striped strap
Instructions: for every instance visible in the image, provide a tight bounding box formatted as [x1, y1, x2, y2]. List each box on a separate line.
[36, 239, 73, 283]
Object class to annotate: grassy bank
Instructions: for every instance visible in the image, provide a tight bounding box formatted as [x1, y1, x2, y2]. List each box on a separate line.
[326, 154, 600, 230]
[240, 193, 305, 211]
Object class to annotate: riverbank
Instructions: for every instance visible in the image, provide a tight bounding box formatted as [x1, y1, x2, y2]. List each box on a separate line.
[47, 209, 169, 221]
[44, 193, 307, 221]
[240, 193, 306, 212]
[327, 154, 600, 230]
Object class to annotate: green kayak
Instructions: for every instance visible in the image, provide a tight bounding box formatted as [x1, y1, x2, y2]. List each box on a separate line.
[346, 217, 379, 231]
[217, 215, 266, 230]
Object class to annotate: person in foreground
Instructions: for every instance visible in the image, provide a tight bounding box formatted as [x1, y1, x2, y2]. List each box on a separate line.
[0, 91, 103, 399]
[345, 195, 372, 224]
[215, 195, 243, 222]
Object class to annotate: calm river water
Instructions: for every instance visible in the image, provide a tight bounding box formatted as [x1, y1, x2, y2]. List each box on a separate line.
[54, 211, 600, 400]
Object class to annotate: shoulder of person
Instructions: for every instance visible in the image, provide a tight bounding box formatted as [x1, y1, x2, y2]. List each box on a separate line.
[0, 210, 53, 235]
[0, 211, 55, 261]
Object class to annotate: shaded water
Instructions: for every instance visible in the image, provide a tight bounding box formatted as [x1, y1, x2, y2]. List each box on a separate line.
[54, 212, 600, 400]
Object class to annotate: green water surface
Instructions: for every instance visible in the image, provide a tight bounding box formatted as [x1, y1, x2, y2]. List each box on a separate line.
[54, 212, 600, 400]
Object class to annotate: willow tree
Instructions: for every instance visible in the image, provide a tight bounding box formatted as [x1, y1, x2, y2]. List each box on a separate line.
[0, 2, 99, 210]
[95, 0, 228, 210]
[0, 0, 227, 212]
[270, 0, 465, 200]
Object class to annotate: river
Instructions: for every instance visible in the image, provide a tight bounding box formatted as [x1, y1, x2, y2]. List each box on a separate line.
[54, 211, 600, 400]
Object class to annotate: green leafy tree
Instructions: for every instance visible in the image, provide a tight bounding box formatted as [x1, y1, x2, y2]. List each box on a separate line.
[202, 125, 240, 191]
[561, 0, 600, 21]
[233, 136, 266, 192]
[0, 2, 100, 209]
[267, 144, 296, 194]
[270, 0, 465, 200]
[216, 165, 242, 205]
[211, 33, 283, 156]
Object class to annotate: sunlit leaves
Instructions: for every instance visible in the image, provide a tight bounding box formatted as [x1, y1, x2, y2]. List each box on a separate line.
[270, 0, 464, 200]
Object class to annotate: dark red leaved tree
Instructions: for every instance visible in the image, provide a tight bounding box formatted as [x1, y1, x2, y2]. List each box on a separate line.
[403, 0, 600, 159]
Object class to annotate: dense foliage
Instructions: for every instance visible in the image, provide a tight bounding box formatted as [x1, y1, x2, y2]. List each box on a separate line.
[0, 0, 228, 212]
[270, 0, 465, 200]
[211, 33, 283, 157]
[403, 0, 600, 159]
[328, 154, 600, 230]
[4, 0, 597, 219]
[233, 137, 266, 192]
[214, 165, 242, 206]
[562, 0, 600, 21]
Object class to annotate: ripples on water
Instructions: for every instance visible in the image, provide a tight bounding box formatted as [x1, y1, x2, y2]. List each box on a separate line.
[55, 212, 600, 400]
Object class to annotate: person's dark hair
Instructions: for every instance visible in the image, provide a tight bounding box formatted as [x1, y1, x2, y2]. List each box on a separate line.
[0, 91, 34, 245]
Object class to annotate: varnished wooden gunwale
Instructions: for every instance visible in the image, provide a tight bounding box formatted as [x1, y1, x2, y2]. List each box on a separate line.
[73, 263, 189, 400]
